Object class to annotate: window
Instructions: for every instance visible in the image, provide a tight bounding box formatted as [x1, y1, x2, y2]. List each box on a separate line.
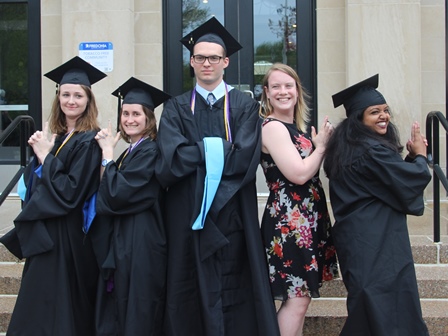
[0, 0, 41, 164]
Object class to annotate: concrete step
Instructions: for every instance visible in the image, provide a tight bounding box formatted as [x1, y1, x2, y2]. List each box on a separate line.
[0, 296, 445, 335]
[415, 265, 448, 298]
[0, 236, 446, 263]
[303, 298, 448, 336]
[320, 264, 448, 299]
[0, 245, 20, 264]
[0, 264, 445, 334]
[0, 263, 23, 295]
[0, 295, 16, 333]
[0, 265, 445, 298]
[410, 235, 448, 264]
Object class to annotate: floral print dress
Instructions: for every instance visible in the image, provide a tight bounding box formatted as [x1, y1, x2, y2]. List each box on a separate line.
[260, 118, 338, 301]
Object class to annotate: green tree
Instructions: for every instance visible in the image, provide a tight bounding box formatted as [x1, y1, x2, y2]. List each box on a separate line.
[182, 0, 210, 33]
[268, 4, 296, 64]
[181, 1, 211, 90]
[255, 41, 283, 63]
[254, 41, 296, 67]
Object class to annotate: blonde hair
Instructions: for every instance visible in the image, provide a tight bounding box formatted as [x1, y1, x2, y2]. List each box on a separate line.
[119, 105, 157, 143]
[49, 84, 100, 134]
[258, 63, 310, 132]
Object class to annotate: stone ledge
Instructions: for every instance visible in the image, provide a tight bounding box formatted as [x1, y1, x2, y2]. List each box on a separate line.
[319, 264, 448, 299]
[0, 296, 16, 333]
[0, 247, 21, 264]
[0, 264, 23, 295]
[304, 298, 448, 336]
[410, 235, 448, 264]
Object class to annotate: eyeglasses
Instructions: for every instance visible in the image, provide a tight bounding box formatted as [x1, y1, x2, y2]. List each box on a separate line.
[192, 55, 224, 64]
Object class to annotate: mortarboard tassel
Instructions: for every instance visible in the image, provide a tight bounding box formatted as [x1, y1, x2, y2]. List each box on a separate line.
[116, 92, 122, 132]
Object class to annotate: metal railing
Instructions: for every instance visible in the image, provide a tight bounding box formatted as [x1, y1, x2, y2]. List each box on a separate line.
[0, 115, 35, 207]
[425, 110, 448, 243]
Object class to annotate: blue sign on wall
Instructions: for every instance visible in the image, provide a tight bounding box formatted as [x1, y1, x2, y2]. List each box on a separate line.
[79, 42, 114, 72]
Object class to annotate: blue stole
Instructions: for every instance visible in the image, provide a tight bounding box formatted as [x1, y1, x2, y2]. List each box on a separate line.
[17, 164, 41, 201]
[17, 162, 96, 234]
[82, 193, 97, 233]
[192, 137, 225, 230]
[17, 174, 27, 201]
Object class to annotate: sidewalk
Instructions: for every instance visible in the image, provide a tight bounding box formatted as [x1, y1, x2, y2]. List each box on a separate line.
[0, 196, 19, 235]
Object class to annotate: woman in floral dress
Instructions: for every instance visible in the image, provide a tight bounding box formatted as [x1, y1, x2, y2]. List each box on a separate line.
[259, 63, 339, 335]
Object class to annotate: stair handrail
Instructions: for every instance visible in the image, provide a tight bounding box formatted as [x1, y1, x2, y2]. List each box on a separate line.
[425, 110, 448, 243]
[0, 115, 35, 207]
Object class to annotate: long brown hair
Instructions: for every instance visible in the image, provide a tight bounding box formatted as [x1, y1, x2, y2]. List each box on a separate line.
[119, 105, 157, 143]
[258, 63, 310, 132]
[49, 84, 100, 134]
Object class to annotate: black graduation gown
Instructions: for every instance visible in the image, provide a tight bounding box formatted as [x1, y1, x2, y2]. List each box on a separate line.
[155, 89, 280, 336]
[91, 139, 166, 336]
[329, 139, 431, 336]
[0, 130, 101, 336]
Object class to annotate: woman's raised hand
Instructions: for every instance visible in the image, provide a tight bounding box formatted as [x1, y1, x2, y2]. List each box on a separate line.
[28, 121, 56, 164]
[406, 121, 427, 158]
[311, 116, 334, 153]
[95, 120, 121, 150]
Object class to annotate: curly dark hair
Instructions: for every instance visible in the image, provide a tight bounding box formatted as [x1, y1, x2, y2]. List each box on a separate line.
[323, 107, 403, 179]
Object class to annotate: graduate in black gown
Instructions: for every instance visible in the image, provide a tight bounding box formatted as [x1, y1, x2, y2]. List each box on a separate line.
[92, 77, 170, 335]
[323, 74, 431, 336]
[155, 17, 280, 336]
[0, 56, 106, 335]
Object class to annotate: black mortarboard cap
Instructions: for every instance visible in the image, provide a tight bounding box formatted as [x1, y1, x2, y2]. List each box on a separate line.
[112, 77, 171, 110]
[332, 74, 386, 117]
[44, 56, 107, 87]
[112, 77, 171, 131]
[180, 17, 242, 57]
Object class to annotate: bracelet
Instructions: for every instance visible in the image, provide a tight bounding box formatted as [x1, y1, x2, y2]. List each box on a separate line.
[101, 159, 113, 167]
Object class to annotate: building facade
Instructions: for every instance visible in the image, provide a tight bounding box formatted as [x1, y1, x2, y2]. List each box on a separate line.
[0, 0, 445, 196]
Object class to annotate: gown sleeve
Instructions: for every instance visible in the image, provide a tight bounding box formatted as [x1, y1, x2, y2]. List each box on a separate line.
[96, 142, 160, 215]
[16, 133, 101, 221]
[354, 143, 431, 215]
[156, 92, 262, 188]
[9, 132, 101, 258]
[155, 98, 204, 188]
[220, 97, 262, 178]
[207, 94, 262, 218]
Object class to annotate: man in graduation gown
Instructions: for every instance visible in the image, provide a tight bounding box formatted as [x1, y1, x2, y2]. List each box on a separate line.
[155, 17, 280, 336]
[323, 74, 431, 335]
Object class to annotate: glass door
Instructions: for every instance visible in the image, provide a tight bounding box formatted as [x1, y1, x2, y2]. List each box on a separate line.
[253, 0, 298, 100]
[0, 2, 29, 157]
[175, 0, 299, 99]
[0, 0, 41, 164]
[0, 0, 41, 195]
[177, 0, 248, 94]
[164, 0, 315, 110]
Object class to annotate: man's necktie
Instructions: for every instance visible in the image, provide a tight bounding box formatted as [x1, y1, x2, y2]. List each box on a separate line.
[207, 92, 216, 106]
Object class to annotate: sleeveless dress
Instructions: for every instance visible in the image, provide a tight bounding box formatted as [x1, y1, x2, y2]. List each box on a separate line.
[260, 118, 338, 300]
